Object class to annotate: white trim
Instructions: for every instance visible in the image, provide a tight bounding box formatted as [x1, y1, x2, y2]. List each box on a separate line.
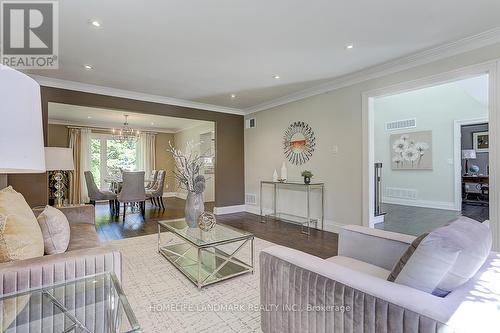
[175, 192, 187, 200]
[48, 119, 176, 134]
[162, 192, 177, 198]
[30, 75, 246, 116]
[213, 205, 246, 215]
[382, 197, 457, 211]
[246, 28, 500, 114]
[453, 118, 489, 211]
[362, 61, 499, 251]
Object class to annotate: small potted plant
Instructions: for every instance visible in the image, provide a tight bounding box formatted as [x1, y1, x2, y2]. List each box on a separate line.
[301, 170, 313, 184]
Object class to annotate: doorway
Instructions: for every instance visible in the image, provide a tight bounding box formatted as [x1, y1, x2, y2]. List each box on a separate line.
[365, 73, 491, 236]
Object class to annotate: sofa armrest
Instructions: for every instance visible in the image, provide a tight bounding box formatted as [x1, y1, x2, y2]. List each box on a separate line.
[338, 225, 416, 270]
[0, 245, 121, 295]
[260, 246, 455, 333]
[32, 204, 95, 225]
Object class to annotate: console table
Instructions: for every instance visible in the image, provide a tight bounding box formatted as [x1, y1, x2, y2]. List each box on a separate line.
[260, 181, 324, 235]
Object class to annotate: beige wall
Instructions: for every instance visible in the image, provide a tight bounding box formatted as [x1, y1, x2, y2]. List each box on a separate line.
[174, 122, 216, 202]
[155, 132, 176, 192]
[48, 124, 68, 147]
[245, 42, 500, 233]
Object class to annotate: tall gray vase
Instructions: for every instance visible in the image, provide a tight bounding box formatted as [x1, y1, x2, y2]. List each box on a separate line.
[185, 191, 204, 228]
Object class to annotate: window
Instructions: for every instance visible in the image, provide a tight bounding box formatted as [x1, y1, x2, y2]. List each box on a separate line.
[90, 134, 137, 189]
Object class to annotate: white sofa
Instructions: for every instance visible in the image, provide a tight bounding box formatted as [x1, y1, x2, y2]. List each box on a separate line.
[260, 225, 500, 333]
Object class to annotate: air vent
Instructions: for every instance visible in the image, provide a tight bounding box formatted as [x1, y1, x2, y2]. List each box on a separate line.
[385, 118, 416, 131]
[245, 118, 256, 129]
[245, 193, 257, 205]
[384, 187, 417, 200]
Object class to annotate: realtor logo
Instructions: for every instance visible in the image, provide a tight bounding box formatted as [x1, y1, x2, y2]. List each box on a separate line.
[1, 0, 58, 69]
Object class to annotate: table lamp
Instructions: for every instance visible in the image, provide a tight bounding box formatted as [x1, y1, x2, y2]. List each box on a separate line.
[44, 147, 75, 207]
[461, 149, 477, 176]
[0, 65, 46, 188]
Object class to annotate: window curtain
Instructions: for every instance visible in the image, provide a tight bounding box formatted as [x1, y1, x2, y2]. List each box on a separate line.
[80, 128, 91, 203]
[68, 128, 81, 204]
[137, 133, 156, 178]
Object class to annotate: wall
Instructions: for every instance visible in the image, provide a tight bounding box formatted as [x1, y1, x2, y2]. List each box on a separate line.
[12, 87, 244, 208]
[461, 123, 489, 174]
[174, 123, 216, 202]
[373, 79, 488, 210]
[48, 124, 69, 147]
[245, 42, 500, 232]
[155, 132, 176, 193]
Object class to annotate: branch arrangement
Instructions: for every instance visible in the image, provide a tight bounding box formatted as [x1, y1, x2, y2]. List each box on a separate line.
[168, 141, 210, 193]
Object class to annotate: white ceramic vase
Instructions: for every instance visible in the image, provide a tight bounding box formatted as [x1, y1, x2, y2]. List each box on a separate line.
[280, 162, 287, 181]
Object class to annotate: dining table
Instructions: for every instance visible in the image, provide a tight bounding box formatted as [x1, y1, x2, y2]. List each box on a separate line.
[104, 175, 153, 193]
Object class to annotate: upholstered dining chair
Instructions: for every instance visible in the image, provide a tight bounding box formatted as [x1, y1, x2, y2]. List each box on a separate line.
[84, 171, 118, 215]
[145, 170, 158, 190]
[117, 171, 146, 221]
[146, 170, 166, 209]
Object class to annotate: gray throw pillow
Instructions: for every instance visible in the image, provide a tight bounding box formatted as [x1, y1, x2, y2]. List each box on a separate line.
[388, 217, 491, 297]
[37, 206, 70, 255]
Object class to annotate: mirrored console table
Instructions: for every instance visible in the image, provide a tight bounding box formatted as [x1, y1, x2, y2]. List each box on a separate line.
[260, 181, 324, 235]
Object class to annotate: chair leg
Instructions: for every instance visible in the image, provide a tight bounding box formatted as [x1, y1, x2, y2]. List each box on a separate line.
[159, 196, 165, 209]
[122, 203, 126, 222]
[115, 201, 120, 217]
[141, 201, 145, 217]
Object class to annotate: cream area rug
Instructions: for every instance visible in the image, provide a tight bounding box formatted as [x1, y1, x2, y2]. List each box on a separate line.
[107, 233, 275, 333]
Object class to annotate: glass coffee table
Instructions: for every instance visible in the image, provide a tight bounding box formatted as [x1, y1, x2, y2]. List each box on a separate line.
[0, 273, 139, 333]
[157, 218, 255, 289]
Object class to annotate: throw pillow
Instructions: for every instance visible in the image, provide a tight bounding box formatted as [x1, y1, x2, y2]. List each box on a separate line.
[37, 206, 70, 254]
[0, 186, 44, 262]
[387, 233, 428, 282]
[432, 216, 491, 296]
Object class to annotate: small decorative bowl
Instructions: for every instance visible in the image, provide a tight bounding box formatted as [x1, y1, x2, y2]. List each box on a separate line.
[198, 212, 217, 231]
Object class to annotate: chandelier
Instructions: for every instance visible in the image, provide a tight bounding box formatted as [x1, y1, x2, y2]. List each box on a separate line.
[112, 115, 140, 142]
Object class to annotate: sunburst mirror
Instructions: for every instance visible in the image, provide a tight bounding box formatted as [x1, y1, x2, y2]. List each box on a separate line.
[283, 121, 316, 165]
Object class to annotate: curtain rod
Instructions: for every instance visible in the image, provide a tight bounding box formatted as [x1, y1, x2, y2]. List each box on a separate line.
[65, 125, 158, 135]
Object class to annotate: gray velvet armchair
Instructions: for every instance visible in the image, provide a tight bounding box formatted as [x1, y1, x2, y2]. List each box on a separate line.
[260, 225, 500, 333]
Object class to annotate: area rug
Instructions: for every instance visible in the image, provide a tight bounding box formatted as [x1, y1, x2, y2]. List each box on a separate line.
[107, 233, 275, 332]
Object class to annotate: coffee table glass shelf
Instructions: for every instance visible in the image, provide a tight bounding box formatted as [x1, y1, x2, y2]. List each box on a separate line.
[157, 218, 255, 289]
[0, 272, 139, 333]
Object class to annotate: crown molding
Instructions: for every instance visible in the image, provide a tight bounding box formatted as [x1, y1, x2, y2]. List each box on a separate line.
[30, 75, 246, 116]
[48, 119, 177, 134]
[245, 27, 500, 114]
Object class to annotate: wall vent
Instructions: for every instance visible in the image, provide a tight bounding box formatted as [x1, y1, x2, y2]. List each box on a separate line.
[245, 193, 257, 205]
[385, 118, 416, 131]
[384, 187, 418, 200]
[245, 118, 256, 129]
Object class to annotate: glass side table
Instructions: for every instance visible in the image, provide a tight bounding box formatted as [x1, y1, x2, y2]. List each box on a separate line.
[0, 273, 139, 333]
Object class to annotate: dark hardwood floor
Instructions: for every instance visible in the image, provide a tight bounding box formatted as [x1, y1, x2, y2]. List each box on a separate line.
[95, 197, 338, 258]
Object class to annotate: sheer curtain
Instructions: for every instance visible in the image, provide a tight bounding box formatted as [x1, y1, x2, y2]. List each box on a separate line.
[80, 128, 91, 203]
[137, 133, 156, 178]
[68, 128, 81, 204]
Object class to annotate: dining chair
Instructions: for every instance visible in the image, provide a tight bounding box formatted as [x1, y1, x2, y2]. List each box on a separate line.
[146, 170, 166, 209]
[84, 171, 118, 215]
[145, 170, 158, 190]
[117, 171, 146, 221]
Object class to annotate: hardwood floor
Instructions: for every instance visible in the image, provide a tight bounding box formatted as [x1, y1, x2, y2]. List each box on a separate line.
[95, 197, 338, 258]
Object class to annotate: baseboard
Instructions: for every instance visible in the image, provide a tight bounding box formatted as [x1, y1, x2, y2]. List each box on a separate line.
[244, 205, 345, 234]
[162, 192, 177, 198]
[382, 197, 458, 211]
[175, 192, 187, 200]
[213, 205, 246, 215]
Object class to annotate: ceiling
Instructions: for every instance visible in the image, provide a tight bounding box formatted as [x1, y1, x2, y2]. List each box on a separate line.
[28, 0, 500, 112]
[48, 103, 212, 133]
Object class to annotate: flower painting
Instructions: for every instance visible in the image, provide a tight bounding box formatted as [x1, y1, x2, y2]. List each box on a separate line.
[390, 131, 432, 170]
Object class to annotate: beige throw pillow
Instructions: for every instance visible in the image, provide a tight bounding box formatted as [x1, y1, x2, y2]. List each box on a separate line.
[37, 206, 70, 254]
[0, 186, 44, 262]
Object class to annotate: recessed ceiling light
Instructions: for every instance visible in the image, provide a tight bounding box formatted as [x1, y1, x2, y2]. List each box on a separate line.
[90, 20, 101, 27]
[151, 122, 155, 125]
[230, 94, 236, 99]
[273, 75, 280, 79]
[83, 64, 93, 70]
[87, 116, 92, 119]
[346, 44, 354, 49]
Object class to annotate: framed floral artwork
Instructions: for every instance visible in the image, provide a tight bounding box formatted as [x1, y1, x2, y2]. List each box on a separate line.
[390, 131, 432, 170]
[473, 131, 489, 153]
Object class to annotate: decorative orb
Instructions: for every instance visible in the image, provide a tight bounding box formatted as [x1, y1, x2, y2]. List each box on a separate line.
[198, 212, 217, 231]
[54, 174, 63, 181]
[469, 165, 480, 174]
